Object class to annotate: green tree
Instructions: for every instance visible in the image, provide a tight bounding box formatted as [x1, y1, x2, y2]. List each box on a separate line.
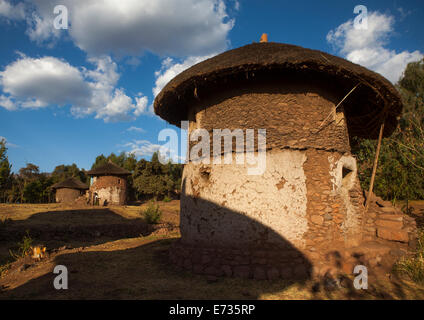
[353, 58, 424, 201]
[0, 139, 12, 202]
[132, 152, 182, 200]
[91, 154, 108, 169]
[51, 163, 87, 184]
[15, 163, 55, 203]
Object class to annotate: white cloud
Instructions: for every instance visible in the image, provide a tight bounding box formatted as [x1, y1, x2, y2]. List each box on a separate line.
[0, 55, 149, 121]
[1, 55, 91, 107]
[0, 0, 25, 20]
[25, 0, 234, 57]
[0, 94, 16, 110]
[123, 139, 162, 158]
[153, 54, 214, 97]
[126, 126, 145, 133]
[93, 88, 135, 122]
[326, 11, 423, 83]
[134, 95, 149, 116]
[122, 139, 182, 163]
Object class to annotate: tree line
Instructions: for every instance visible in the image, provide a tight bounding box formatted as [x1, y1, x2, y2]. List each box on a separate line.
[0, 59, 423, 203]
[0, 147, 183, 203]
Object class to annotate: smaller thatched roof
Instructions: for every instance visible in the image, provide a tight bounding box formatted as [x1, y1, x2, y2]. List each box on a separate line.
[51, 177, 88, 190]
[86, 161, 131, 176]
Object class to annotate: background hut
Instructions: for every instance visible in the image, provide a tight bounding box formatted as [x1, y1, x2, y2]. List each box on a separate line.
[154, 42, 417, 280]
[86, 161, 131, 205]
[51, 177, 88, 204]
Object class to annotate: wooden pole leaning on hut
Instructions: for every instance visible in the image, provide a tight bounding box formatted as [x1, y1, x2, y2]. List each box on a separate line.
[365, 120, 385, 212]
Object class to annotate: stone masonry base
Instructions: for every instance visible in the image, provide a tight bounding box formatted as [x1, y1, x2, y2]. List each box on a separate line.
[169, 240, 311, 280]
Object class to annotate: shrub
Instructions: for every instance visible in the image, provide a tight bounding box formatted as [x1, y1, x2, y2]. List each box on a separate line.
[9, 230, 33, 260]
[141, 201, 162, 224]
[393, 230, 424, 283]
[162, 195, 171, 202]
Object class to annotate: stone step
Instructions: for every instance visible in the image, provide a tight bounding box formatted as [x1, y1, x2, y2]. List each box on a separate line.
[375, 219, 403, 230]
[376, 227, 409, 243]
[380, 207, 400, 213]
[378, 214, 404, 222]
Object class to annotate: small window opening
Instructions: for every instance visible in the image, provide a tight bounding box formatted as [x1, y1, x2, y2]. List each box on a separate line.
[342, 166, 353, 189]
[199, 167, 210, 181]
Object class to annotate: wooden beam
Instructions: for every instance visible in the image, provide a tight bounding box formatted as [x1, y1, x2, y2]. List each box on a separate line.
[365, 121, 385, 212]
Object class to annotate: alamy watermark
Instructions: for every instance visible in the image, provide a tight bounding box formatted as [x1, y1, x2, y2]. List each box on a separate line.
[157, 121, 267, 175]
[53, 5, 68, 30]
[353, 265, 368, 289]
[53, 264, 68, 290]
[353, 5, 368, 30]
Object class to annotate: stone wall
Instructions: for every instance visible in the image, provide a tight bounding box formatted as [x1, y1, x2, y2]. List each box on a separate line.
[89, 175, 127, 205]
[55, 188, 83, 203]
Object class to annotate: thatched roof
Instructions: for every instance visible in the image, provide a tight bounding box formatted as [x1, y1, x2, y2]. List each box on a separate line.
[51, 177, 88, 190]
[86, 161, 131, 176]
[154, 42, 403, 139]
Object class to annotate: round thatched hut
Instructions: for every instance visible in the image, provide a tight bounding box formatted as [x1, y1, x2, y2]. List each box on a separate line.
[52, 177, 88, 204]
[154, 42, 417, 280]
[86, 161, 131, 205]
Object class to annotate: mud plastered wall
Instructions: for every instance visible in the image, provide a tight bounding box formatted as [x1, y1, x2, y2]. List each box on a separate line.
[55, 188, 82, 203]
[179, 82, 366, 260]
[182, 149, 364, 250]
[182, 150, 308, 249]
[90, 176, 127, 205]
[188, 81, 350, 153]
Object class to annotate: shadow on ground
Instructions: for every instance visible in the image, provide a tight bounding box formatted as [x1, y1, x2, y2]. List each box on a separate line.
[1, 237, 423, 300]
[0, 237, 309, 299]
[0, 194, 315, 299]
[0, 208, 155, 246]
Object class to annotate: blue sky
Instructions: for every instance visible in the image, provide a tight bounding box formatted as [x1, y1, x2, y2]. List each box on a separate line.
[0, 0, 423, 172]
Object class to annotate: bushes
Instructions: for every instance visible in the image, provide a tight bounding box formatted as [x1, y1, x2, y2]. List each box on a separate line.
[162, 195, 172, 202]
[352, 58, 424, 201]
[141, 201, 162, 224]
[393, 230, 424, 284]
[9, 231, 33, 260]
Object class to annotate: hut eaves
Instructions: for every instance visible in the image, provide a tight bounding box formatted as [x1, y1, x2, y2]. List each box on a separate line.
[51, 177, 89, 190]
[154, 42, 403, 139]
[86, 162, 131, 176]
